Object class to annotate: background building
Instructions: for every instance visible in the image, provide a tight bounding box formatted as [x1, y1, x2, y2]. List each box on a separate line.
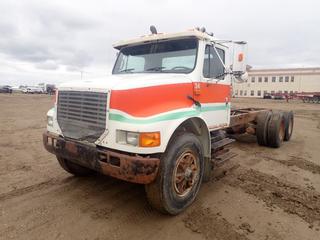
[233, 67, 320, 98]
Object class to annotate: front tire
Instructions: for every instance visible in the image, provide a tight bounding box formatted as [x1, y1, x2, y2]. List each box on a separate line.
[56, 156, 95, 176]
[145, 133, 204, 215]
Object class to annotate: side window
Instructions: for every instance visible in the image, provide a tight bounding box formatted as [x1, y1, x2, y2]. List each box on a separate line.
[203, 45, 225, 79]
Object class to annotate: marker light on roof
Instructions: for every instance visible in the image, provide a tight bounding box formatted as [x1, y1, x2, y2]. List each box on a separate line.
[150, 25, 157, 34]
[238, 53, 244, 62]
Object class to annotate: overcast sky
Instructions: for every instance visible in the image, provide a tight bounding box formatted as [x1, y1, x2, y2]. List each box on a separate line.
[0, 0, 319, 86]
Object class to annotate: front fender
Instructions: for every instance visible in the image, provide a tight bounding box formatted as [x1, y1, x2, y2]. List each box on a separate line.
[99, 108, 210, 155]
[46, 106, 62, 135]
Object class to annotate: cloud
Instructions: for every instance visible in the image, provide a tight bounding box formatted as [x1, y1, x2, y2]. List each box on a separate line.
[0, 0, 319, 84]
[35, 60, 59, 70]
[0, 0, 99, 74]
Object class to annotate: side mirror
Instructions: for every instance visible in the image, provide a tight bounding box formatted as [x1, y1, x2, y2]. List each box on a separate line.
[232, 41, 247, 73]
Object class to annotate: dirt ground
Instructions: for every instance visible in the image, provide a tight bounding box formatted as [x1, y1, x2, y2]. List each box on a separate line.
[0, 94, 320, 240]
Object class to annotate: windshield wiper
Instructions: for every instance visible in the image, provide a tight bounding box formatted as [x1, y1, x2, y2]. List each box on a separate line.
[145, 66, 165, 72]
[119, 68, 135, 73]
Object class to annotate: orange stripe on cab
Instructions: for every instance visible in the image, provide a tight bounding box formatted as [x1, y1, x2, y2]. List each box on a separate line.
[194, 82, 231, 103]
[110, 82, 231, 117]
[110, 83, 193, 117]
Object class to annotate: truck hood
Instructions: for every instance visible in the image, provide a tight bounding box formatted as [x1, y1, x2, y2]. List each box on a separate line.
[58, 73, 193, 92]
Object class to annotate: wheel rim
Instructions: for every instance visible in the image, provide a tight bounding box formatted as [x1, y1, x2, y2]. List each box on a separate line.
[173, 151, 199, 197]
[279, 119, 285, 141]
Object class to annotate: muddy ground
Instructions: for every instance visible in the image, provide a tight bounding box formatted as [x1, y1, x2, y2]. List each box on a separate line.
[0, 94, 319, 240]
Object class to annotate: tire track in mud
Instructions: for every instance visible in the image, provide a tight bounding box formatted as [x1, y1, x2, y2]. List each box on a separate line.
[0, 177, 75, 202]
[1, 214, 56, 239]
[180, 163, 252, 240]
[0, 178, 128, 237]
[1, 182, 137, 239]
[0, 171, 124, 203]
[80, 183, 143, 220]
[0, 126, 45, 135]
[99, 200, 162, 239]
[256, 153, 320, 175]
[0, 177, 126, 238]
[223, 168, 320, 225]
[100, 162, 244, 240]
[0, 179, 57, 201]
[183, 206, 249, 240]
[0, 164, 32, 176]
[211, 162, 241, 182]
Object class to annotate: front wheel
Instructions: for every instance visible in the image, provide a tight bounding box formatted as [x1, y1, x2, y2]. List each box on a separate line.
[56, 156, 95, 176]
[145, 133, 204, 215]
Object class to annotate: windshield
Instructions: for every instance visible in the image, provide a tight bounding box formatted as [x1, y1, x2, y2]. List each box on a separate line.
[112, 38, 198, 74]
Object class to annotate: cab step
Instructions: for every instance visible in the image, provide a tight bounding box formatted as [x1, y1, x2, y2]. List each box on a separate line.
[210, 130, 237, 166]
[210, 131, 226, 143]
[211, 138, 235, 151]
[212, 148, 237, 167]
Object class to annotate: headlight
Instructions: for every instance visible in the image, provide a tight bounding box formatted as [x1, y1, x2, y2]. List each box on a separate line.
[126, 131, 139, 146]
[116, 130, 139, 146]
[116, 130, 160, 147]
[47, 116, 53, 126]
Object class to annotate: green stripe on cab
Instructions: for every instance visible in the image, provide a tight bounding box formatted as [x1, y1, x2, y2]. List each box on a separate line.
[109, 104, 229, 124]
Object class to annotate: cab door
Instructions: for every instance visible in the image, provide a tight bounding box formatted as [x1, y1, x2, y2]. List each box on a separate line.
[196, 44, 231, 129]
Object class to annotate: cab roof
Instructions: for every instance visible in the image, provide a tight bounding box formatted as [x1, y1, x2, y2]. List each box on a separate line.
[112, 29, 217, 50]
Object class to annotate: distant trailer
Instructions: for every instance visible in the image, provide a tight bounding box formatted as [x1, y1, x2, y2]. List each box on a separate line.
[296, 92, 320, 103]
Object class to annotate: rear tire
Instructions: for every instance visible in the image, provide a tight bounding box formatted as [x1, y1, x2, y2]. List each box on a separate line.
[267, 112, 286, 148]
[283, 111, 294, 141]
[56, 156, 95, 176]
[145, 133, 204, 215]
[256, 111, 272, 146]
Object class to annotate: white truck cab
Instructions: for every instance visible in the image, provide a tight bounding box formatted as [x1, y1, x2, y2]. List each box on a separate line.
[44, 28, 284, 215]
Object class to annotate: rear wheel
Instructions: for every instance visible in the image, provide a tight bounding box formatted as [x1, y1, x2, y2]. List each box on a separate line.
[56, 156, 95, 176]
[283, 111, 294, 141]
[256, 111, 272, 146]
[267, 112, 286, 148]
[145, 133, 204, 215]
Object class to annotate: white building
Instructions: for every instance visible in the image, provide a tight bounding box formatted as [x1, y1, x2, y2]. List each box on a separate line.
[233, 67, 320, 97]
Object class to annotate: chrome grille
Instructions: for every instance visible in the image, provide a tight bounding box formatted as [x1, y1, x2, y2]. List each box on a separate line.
[57, 91, 107, 142]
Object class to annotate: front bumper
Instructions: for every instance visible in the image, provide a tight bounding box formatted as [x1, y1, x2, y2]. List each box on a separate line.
[43, 132, 160, 184]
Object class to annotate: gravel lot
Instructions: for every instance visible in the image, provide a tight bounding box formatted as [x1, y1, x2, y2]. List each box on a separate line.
[0, 94, 319, 240]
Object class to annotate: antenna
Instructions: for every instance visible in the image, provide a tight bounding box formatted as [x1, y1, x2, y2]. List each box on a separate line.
[80, 70, 90, 80]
